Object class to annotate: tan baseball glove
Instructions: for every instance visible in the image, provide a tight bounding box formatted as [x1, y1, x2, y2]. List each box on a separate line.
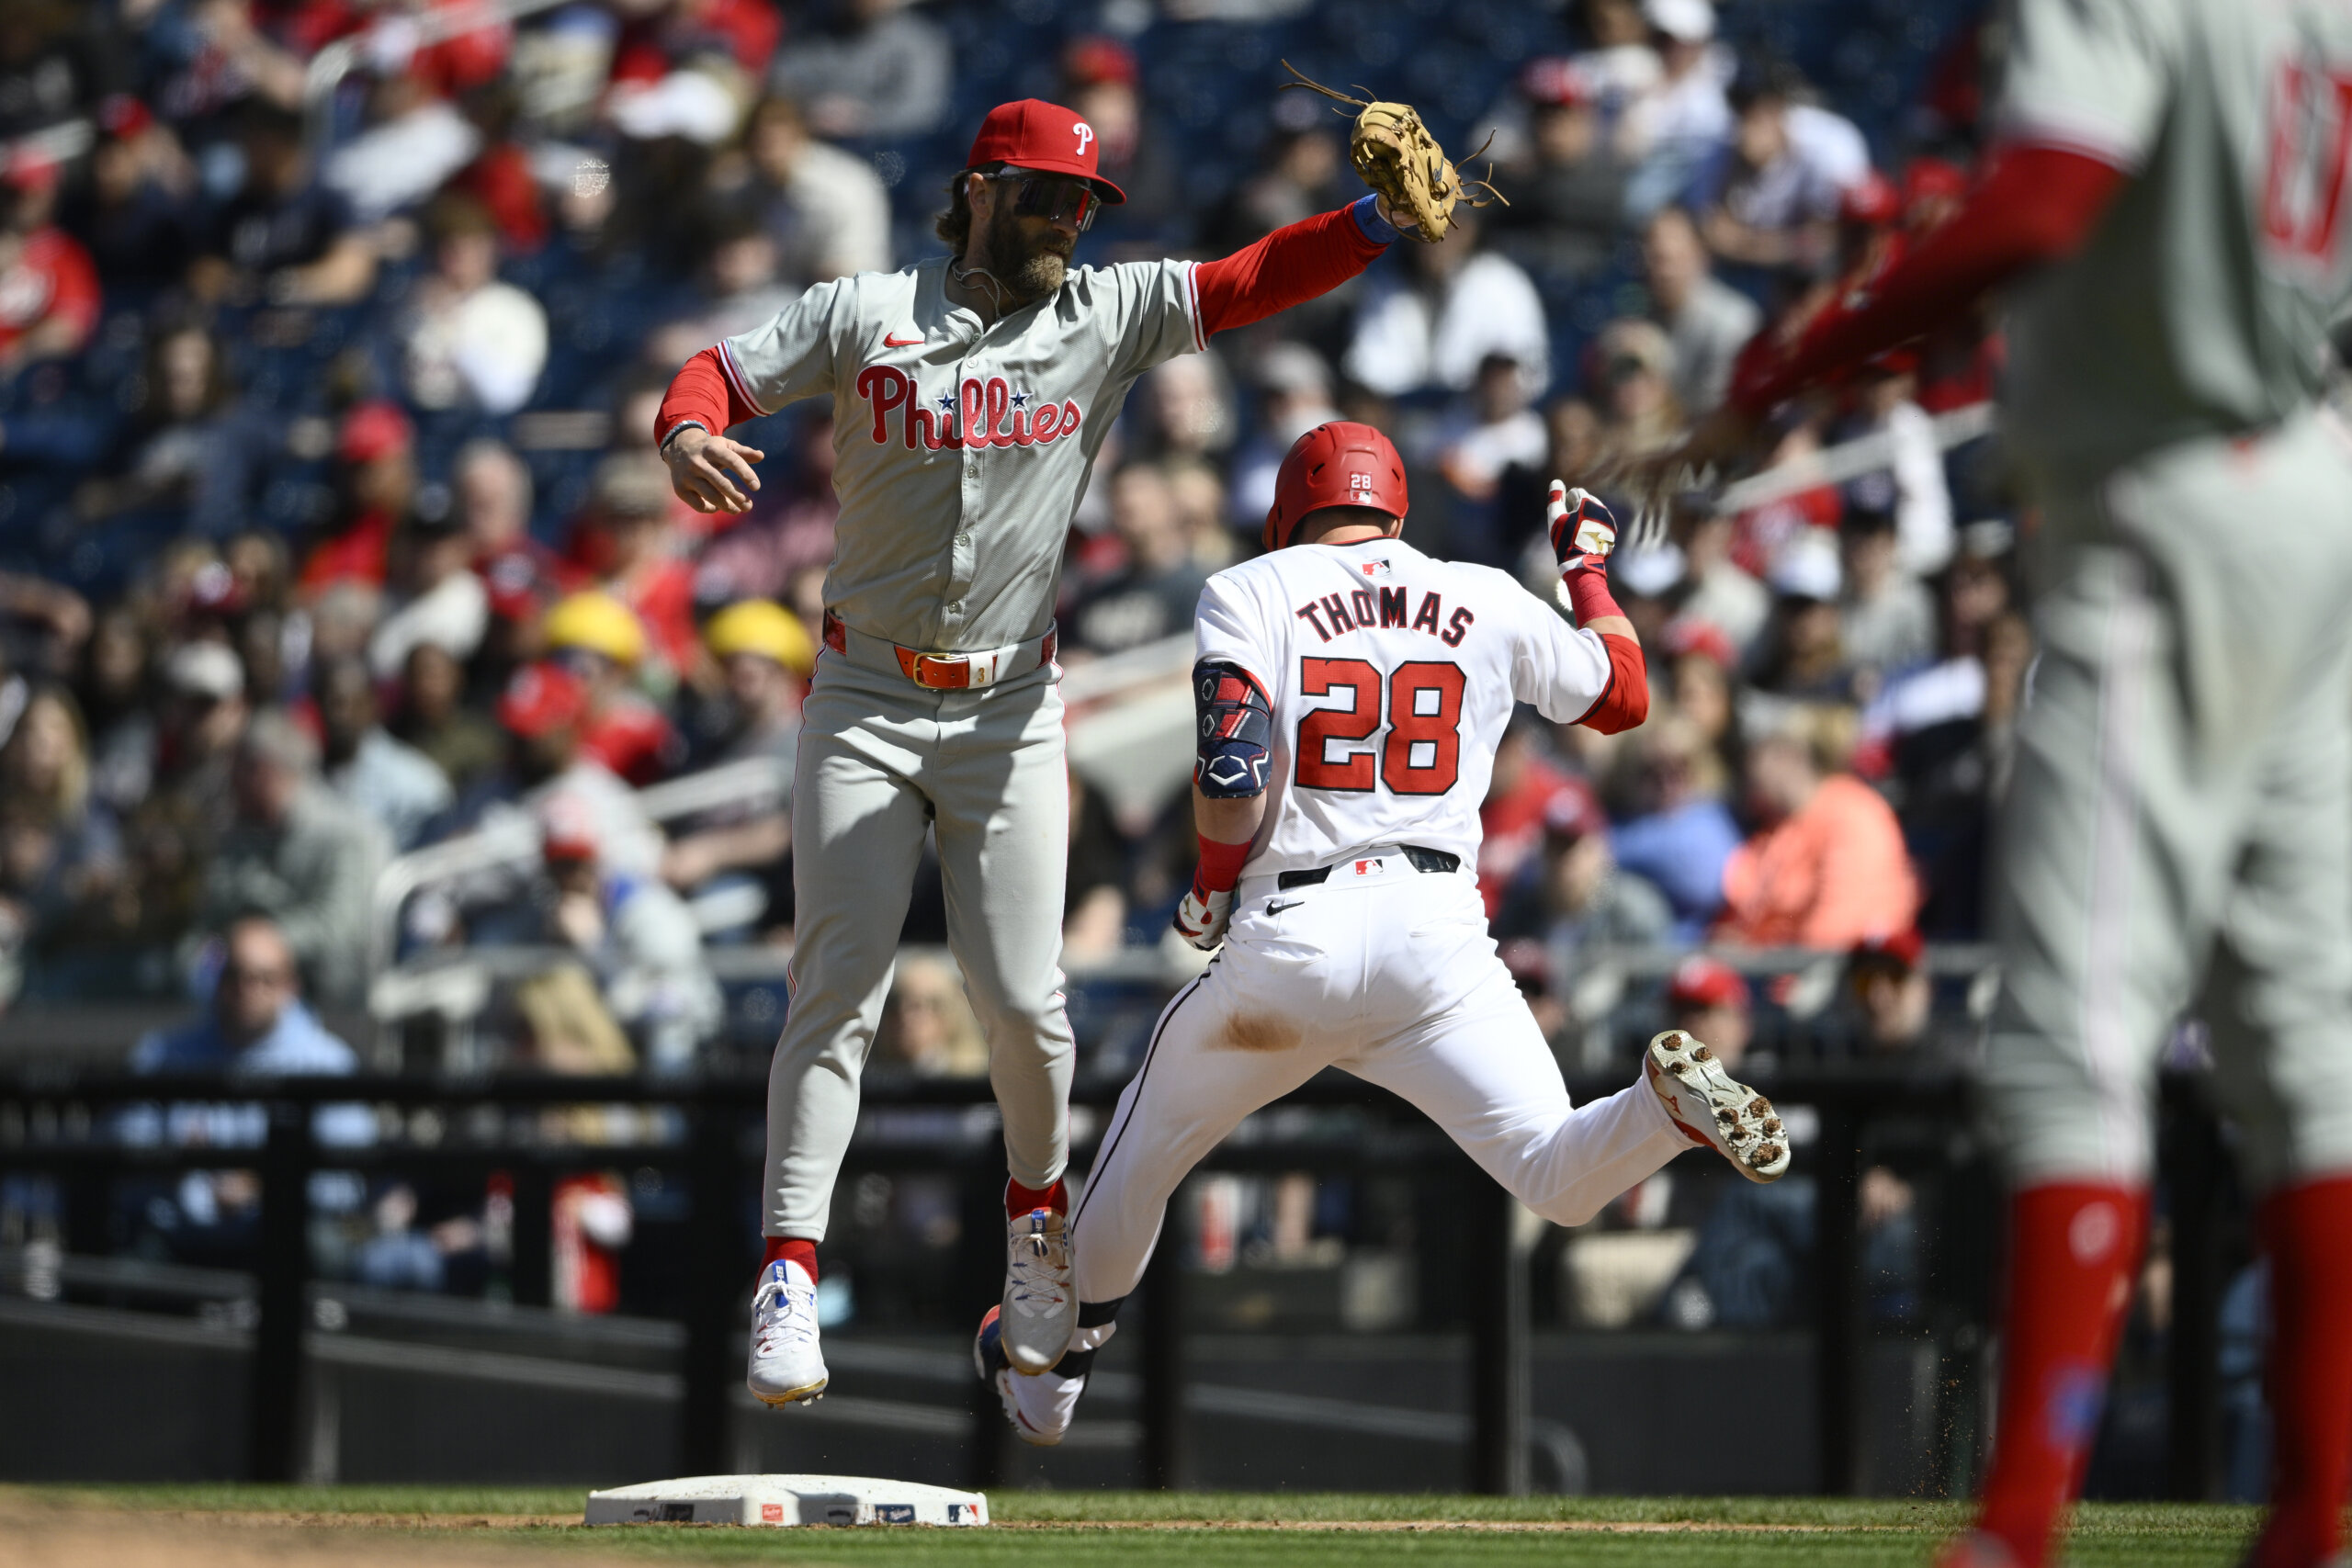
[1281, 60, 1506, 243]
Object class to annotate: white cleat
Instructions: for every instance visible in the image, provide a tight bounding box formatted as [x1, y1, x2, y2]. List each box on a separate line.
[973, 1305, 1079, 1446]
[745, 1259, 828, 1406]
[1645, 1029, 1792, 1184]
[999, 1207, 1076, 1375]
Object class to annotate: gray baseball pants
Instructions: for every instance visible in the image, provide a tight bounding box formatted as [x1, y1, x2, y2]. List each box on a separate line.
[1986, 409, 2352, 1192]
[763, 645, 1073, 1240]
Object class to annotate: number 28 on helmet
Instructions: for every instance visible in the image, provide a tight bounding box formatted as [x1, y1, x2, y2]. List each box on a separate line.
[1263, 421, 1409, 552]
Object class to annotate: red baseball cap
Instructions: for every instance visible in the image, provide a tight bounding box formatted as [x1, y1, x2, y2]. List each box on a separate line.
[1662, 615, 1736, 670]
[1521, 57, 1596, 108]
[1902, 156, 1970, 213]
[1064, 36, 1138, 88]
[1542, 776, 1608, 842]
[338, 400, 413, 465]
[498, 661, 589, 739]
[1667, 954, 1752, 1012]
[1839, 168, 1899, 227]
[965, 98, 1126, 203]
[1849, 927, 1926, 974]
[98, 94, 155, 141]
[538, 793, 599, 863]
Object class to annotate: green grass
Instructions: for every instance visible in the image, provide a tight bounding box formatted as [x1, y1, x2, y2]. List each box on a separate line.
[7, 1484, 2267, 1567]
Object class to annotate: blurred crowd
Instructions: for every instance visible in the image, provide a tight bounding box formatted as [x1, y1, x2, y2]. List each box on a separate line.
[0, 0, 2066, 1335]
[0, 0, 2012, 1070]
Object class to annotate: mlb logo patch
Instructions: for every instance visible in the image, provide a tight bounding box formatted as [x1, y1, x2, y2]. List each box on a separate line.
[1361, 558, 1392, 578]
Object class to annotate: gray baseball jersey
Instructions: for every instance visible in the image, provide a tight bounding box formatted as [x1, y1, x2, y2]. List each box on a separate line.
[2000, 0, 2352, 482]
[1978, 0, 2352, 1192]
[716, 255, 1204, 651]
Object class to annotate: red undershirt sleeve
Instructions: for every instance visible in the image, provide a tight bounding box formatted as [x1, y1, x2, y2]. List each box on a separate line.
[1732, 142, 2130, 416]
[654, 345, 763, 447]
[1192, 204, 1390, 342]
[1577, 634, 1650, 736]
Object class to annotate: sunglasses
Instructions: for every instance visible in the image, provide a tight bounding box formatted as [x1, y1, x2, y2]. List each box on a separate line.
[990, 171, 1102, 232]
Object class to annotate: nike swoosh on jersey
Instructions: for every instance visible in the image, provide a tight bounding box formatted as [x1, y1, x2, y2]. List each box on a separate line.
[883, 333, 922, 346]
[1267, 899, 1304, 915]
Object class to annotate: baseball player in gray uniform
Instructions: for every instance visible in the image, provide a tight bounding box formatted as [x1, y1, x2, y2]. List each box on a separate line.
[1691, 3, 2352, 1563]
[658, 96, 1417, 1404]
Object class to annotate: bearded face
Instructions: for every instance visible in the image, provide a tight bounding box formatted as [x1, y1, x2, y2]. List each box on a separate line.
[978, 207, 1076, 303]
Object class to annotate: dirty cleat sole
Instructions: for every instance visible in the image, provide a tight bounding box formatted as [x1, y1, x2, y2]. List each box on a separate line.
[1645, 1029, 1792, 1183]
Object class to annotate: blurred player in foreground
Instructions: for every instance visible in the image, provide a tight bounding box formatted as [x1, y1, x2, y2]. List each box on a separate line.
[973, 422, 1792, 1443]
[657, 96, 1437, 1406]
[1668, 3, 2352, 1563]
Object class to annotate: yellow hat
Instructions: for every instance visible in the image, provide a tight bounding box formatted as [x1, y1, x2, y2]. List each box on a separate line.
[542, 590, 647, 667]
[705, 599, 815, 676]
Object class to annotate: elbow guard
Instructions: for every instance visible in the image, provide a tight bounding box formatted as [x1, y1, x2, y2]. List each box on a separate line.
[1193, 660, 1273, 798]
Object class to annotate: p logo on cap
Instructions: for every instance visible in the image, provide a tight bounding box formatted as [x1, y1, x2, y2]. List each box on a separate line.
[964, 98, 1127, 203]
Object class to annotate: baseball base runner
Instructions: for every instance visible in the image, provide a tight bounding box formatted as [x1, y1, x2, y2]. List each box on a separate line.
[1679, 2, 2352, 1563]
[657, 98, 1431, 1404]
[973, 422, 1792, 1447]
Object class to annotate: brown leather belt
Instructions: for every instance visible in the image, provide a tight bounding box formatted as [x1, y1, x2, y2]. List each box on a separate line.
[821, 610, 1058, 691]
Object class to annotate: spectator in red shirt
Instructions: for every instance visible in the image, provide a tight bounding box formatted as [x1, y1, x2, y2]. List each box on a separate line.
[563, 453, 700, 682]
[0, 158, 99, 378]
[300, 401, 415, 594]
[540, 591, 680, 788]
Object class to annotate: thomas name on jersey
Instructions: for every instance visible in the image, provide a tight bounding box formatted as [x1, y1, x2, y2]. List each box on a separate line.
[854, 365, 1084, 452]
[1294, 579, 1475, 648]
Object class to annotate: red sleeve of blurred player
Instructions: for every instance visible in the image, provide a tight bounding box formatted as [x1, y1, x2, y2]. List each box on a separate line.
[1192, 205, 1390, 342]
[1730, 143, 2130, 417]
[655, 345, 763, 447]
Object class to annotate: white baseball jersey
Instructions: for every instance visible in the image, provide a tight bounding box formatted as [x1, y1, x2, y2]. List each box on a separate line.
[1196, 536, 1616, 879]
[714, 256, 1203, 652]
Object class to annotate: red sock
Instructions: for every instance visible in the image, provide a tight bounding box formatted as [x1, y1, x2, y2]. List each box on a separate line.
[1974, 1182, 2149, 1568]
[2248, 1176, 2352, 1568]
[763, 1236, 817, 1281]
[1006, 1177, 1068, 1219]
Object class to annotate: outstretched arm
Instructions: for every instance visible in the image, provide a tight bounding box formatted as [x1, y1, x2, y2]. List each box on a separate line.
[1191, 197, 1403, 342]
[1728, 142, 2128, 417]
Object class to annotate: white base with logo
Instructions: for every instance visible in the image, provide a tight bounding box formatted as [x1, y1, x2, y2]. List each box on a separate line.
[583, 1474, 989, 1528]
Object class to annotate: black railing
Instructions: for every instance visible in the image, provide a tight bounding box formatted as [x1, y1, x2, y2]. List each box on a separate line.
[0, 1065, 2233, 1497]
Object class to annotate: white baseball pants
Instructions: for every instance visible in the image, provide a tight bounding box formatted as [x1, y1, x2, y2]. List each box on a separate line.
[1068, 855, 1689, 1320]
[763, 650, 1074, 1240]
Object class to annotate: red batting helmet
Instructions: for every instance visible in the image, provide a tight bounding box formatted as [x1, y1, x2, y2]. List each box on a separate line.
[1262, 421, 1409, 551]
